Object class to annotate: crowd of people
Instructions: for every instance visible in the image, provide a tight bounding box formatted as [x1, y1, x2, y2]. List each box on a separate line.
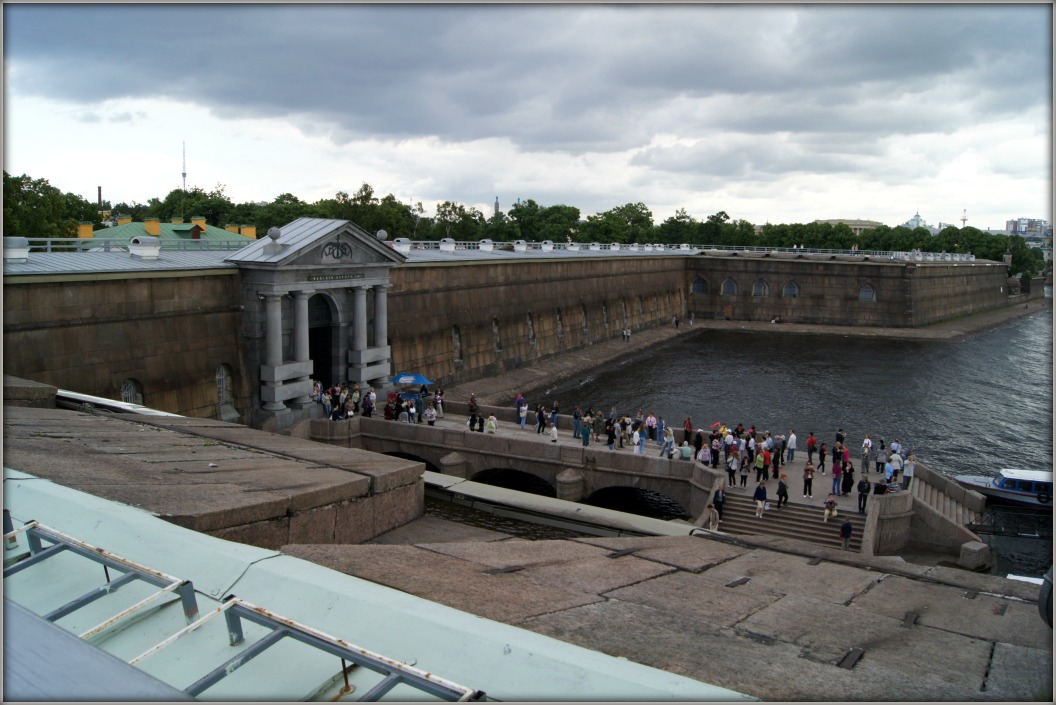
[312, 382, 917, 530]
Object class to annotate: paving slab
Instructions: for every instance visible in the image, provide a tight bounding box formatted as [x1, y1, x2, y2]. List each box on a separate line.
[574, 535, 749, 571]
[983, 641, 1055, 701]
[518, 597, 991, 701]
[280, 543, 603, 623]
[603, 569, 776, 629]
[737, 591, 993, 688]
[419, 538, 610, 569]
[851, 573, 1052, 649]
[522, 555, 676, 595]
[688, 549, 882, 604]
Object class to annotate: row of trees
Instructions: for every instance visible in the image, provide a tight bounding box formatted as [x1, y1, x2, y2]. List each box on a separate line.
[3, 171, 1046, 277]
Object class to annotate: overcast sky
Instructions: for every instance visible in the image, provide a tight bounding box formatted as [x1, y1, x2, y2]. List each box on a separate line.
[3, 3, 1052, 231]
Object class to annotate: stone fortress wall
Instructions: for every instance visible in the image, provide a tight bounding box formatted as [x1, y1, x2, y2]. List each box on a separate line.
[2, 250, 1024, 421]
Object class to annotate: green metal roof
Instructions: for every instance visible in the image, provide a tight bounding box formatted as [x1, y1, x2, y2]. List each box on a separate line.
[102, 221, 250, 241]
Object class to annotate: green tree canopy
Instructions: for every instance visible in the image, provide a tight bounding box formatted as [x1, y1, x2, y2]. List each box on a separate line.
[3, 171, 102, 237]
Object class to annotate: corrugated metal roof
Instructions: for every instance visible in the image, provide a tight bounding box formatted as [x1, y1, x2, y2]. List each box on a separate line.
[3, 249, 237, 277]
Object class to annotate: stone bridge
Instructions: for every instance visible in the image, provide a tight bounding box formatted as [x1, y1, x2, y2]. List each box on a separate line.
[308, 414, 714, 518]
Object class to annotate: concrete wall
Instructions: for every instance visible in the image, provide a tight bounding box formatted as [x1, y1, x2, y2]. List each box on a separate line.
[860, 491, 914, 557]
[3, 272, 251, 420]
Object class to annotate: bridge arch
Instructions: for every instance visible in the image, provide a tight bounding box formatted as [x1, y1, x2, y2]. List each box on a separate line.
[471, 468, 557, 497]
[381, 451, 439, 473]
[583, 486, 690, 520]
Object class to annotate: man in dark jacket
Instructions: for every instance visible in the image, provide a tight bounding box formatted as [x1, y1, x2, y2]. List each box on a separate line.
[857, 477, 871, 513]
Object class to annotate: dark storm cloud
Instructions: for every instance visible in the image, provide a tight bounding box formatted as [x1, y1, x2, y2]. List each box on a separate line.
[5, 3, 1051, 156]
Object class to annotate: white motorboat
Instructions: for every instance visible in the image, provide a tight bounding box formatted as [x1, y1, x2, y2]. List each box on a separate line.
[954, 468, 1053, 509]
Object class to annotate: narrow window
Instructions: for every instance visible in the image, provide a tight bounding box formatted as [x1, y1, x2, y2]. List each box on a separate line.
[721, 279, 738, 296]
[859, 284, 876, 302]
[121, 379, 143, 405]
[752, 280, 769, 297]
[692, 276, 707, 294]
[783, 281, 799, 298]
[216, 365, 233, 405]
[493, 317, 504, 352]
[452, 325, 463, 366]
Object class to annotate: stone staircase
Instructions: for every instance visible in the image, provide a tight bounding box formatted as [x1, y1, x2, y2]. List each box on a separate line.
[912, 479, 981, 525]
[715, 492, 866, 552]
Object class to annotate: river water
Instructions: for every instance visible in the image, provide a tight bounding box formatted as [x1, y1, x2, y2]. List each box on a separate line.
[540, 306, 1054, 576]
[548, 309, 1053, 482]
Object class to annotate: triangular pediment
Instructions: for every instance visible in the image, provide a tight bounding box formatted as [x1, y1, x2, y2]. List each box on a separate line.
[226, 218, 406, 269]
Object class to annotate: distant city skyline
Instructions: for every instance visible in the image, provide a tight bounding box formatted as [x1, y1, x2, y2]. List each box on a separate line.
[4, 4, 1051, 232]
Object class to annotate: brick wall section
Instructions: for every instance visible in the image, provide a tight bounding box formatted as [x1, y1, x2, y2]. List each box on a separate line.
[3, 272, 251, 417]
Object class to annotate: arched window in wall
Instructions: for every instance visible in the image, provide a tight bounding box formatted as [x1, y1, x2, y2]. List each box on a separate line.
[216, 364, 234, 405]
[580, 303, 590, 339]
[692, 276, 708, 294]
[217, 364, 240, 423]
[602, 301, 610, 334]
[722, 278, 738, 297]
[859, 284, 876, 302]
[121, 378, 143, 405]
[452, 325, 463, 368]
[783, 281, 800, 298]
[555, 308, 565, 340]
[752, 280, 770, 297]
[493, 318, 504, 352]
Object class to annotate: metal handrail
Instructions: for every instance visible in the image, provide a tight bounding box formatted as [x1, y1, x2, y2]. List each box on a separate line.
[21, 238, 252, 253]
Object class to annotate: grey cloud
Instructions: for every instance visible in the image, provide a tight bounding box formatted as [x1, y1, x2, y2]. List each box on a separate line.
[4, 4, 1050, 158]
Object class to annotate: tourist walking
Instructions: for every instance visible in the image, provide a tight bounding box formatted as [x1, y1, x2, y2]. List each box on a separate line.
[861, 435, 873, 470]
[739, 458, 750, 488]
[434, 390, 444, 418]
[536, 404, 546, 434]
[519, 400, 529, 430]
[682, 416, 694, 446]
[580, 422, 591, 447]
[818, 442, 828, 474]
[712, 483, 727, 520]
[776, 474, 789, 508]
[753, 481, 768, 518]
[679, 441, 693, 460]
[806, 431, 817, 465]
[802, 461, 815, 498]
[857, 476, 871, 513]
[659, 426, 675, 458]
[823, 494, 839, 523]
[632, 426, 643, 455]
[548, 421, 558, 442]
[423, 404, 437, 426]
[572, 406, 583, 439]
[787, 430, 797, 462]
[606, 420, 616, 451]
[842, 462, 855, 496]
[874, 439, 886, 474]
[485, 414, 497, 434]
[701, 503, 720, 531]
[840, 518, 853, 550]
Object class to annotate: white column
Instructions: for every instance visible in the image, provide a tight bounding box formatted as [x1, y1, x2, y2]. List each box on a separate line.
[352, 285, 369, 352]
[291, 290, 313, 407]
[372, 284, 389, 348]
[262, 293, 285, 411]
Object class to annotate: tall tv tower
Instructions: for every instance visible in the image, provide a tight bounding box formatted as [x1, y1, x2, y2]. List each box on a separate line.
[960, 209, 967, 228]
[182, 142, 187, 191]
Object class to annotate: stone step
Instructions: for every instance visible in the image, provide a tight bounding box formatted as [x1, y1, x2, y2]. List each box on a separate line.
[717, 494, 865, 551]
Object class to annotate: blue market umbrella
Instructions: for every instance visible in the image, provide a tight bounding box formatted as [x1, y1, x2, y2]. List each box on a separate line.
[391, 373, 434, 386]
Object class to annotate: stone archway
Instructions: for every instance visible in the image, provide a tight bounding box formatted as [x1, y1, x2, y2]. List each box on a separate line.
[308, 293, 335, 385]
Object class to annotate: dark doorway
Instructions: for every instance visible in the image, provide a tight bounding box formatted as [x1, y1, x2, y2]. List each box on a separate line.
[308, 294, 333, 384]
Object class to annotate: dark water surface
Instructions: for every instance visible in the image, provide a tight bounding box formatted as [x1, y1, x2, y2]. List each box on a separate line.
[547, 310, 1053, 481]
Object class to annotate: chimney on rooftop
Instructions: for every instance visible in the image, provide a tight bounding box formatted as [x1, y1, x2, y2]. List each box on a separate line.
[116, 214, 132, 226]
[77, 221, 94, 239]
[144, 217, 160, 236]
[191, 215, 207, 232]
[171, 217, 184, 223]
[240, 224, 257, 239]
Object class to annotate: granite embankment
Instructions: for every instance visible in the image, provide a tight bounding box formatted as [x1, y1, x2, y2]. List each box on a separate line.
[444, 299, 1051, 407]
